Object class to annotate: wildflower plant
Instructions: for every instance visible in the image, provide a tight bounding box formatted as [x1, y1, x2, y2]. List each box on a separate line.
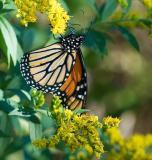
[103, 128, 152, 160]
[14, 0, 70, 34]
[33, 96, 105, 159]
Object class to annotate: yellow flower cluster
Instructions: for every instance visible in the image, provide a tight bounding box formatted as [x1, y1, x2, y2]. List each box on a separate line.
[48, 1, 70, 34]
[30, 89, 45, 108]
[105, 127, 152, 160]
[143, 0, 152, 9]
[32, 96, 126, 159]
[106, 127, 124, 146]
[69, 151, 90, 160]
[32, 138, 48, 148]
[102, 116, 120, 129]
[14, 0, 70, 34]
[33, 96, 122, 159]
[117, 0, 128, 8]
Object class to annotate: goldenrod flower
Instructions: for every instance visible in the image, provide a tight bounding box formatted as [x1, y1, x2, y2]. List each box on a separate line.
[85, 144, 93, 155]
[30, 89, 45, 108]
[69, 156, 76, 160]
[32, 138, 48, 148]
[14, 0, 70, 34]
[143, 0, 152, 9]
[105, 128, 152, 160]
[33, 96, 104, 159]
[102, 116, 120, 129]
[117, 0, 128, 8]
[106, 127, 124, 146]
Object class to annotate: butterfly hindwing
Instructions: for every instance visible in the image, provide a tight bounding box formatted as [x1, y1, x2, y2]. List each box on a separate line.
[56, 49, 87, 109]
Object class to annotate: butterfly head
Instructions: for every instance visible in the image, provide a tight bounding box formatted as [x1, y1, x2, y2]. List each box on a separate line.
[61, 34, 85, 53]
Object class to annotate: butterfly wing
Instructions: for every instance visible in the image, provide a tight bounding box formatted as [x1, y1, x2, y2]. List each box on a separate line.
[20, 43, 77, 93]
[56, 49, 87, 109]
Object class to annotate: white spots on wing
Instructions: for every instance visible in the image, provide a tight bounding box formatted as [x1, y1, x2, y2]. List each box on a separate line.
[66, 73, 69, 77]
[76, 86, 80, 91]
[58, 83, 62, 86]
[78, 95, 84, 100]
[80, 84, 84, 88]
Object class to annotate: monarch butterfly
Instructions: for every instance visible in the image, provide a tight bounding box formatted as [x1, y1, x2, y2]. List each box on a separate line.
[20, 34, 87, 110]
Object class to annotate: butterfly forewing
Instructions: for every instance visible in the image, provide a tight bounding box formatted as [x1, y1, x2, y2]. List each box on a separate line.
[20, 43, 77, 93]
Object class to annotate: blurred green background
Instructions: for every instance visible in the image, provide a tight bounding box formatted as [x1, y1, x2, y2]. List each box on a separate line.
[0, 0, 152, 159]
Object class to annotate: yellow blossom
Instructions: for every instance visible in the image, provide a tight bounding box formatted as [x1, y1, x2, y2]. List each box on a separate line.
[32, 138, 48, 148]
[143, 0, 152, 9]
[14, 0, 70, 34]
[69, 156, 76, 160]
[33, 96, 104, 159]
[102, 116, 120, 129]
[30, 89, 45, 108]
[105, 128, 152, 160]
[117, 0, 128, 8]
[85, 144, 93, 155]
[77, 151, 86, 160]
[106, 127, 124, 146]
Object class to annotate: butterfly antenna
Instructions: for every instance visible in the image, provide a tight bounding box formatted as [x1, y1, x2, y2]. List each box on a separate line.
[68, 22, 76, 34]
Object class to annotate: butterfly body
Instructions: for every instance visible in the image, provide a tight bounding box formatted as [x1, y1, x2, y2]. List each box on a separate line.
[61, 34, 84, 52]
[20, 34, 87, 109]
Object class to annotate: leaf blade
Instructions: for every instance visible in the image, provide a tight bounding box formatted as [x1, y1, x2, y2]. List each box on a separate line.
[0, 16, 18, 65]
[116, 26, 140, 51]
[101, 0, 118, 21]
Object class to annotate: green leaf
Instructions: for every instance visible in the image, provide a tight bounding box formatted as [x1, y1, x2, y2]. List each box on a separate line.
[0, 89, 4, 100]
[116, 26, 140, 51]
[9, 107, 40, 123]
[101, 0, 118, 21]
[0, 1, 3, 10]
[0, 16, 18, 65]
[2, 0, 16, 11]
[1, 138, 24, 157]
[29, 122, 42, 141]
[122, 0, 132, 15]
[59, 0, 69, 11]
[85, 0, 97, 13]
[0, 129, 10, 137]
[20, 90, 31, 101]
[6, 89, 31, 101]
[0, 99, 14, 113]
[85, 30, 107, 55]
[0, 114, 13, 155]
[0, 26, 10, 65]
[0, 8, 14, 14]
[140, 19, 152, 27]
[9, 108, 31, 117]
